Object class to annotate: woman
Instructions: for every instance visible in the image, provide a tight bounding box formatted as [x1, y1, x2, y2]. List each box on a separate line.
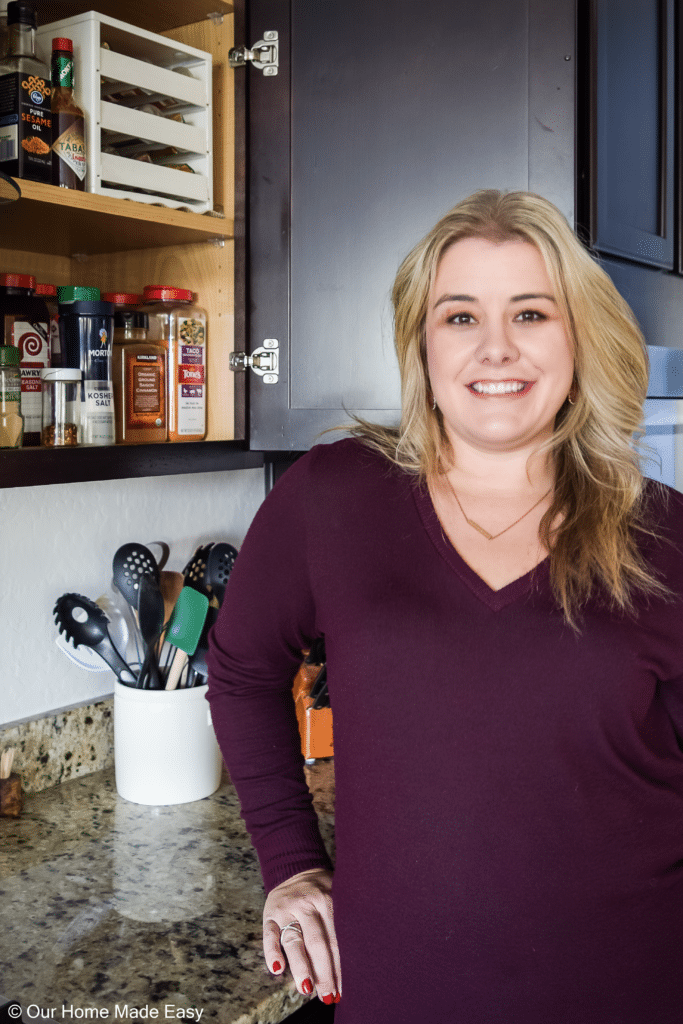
[207, 190, 683, 1023]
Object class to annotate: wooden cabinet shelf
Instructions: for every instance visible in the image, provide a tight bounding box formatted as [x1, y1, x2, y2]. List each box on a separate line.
[3, 180, 232, 258]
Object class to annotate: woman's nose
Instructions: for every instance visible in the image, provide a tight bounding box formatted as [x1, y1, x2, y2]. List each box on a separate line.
[475, 320, 519, 364]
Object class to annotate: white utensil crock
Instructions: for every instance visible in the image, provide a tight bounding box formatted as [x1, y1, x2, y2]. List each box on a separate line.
[114, 681, 223, 805]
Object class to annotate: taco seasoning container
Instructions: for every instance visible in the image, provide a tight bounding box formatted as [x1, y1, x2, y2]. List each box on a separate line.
[35, 283, 60, 366]
[0, 0, 52, 184]
[50, 37, 86, 190]
[40, 367, 80, 446]
[58, 295, 115, 445]
[0, 273, 49, 445]
[0, 344, 23, 448]
[112, 311, 167, 444]
[140, 286, 207, 442]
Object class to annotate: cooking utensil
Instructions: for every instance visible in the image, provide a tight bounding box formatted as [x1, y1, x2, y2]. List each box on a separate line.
[112, 542, 159, 616]
[205, 542, 238, 606]
[164, 543, 213, 690]
[54, 593, 137, 686]
[55, 594, 129, 673]
[187, 605, 218, 684]
[136, 574, 165, 689]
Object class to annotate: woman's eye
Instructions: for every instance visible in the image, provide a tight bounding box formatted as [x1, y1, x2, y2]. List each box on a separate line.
[514, 309, 546, 323]
[448, 312, 476, 325]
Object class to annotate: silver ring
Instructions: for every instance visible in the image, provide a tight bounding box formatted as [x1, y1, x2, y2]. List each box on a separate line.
[280, 921, 303, 940]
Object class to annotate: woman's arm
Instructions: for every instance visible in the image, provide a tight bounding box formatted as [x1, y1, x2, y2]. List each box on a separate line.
[206, 450, 338, 999]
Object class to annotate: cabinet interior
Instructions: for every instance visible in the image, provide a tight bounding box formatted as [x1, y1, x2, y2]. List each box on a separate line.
[0, 1, 239, 478]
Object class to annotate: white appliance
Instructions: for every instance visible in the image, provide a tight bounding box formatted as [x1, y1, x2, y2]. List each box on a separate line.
[642, 346, 683, 492]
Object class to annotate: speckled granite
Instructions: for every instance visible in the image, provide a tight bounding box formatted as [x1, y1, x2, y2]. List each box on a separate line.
[0, 761, 335, 1024]
[0, 698, 114, 793]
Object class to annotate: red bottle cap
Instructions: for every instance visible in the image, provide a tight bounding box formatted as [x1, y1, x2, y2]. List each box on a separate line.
[101, 293, 142, 305]
[35, 283, 57, 296]
[0, 273, 36, 290]
[52, 38, 73, 52]
[143, 286, 193, 302]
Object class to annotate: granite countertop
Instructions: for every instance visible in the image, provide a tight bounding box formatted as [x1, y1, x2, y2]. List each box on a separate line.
[0, 763, 335, 1024]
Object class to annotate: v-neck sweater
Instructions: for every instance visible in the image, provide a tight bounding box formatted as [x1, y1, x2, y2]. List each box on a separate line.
[207, 438, 683, 1024]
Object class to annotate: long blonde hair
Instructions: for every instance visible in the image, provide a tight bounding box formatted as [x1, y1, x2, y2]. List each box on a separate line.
[351, 189, 668, 626]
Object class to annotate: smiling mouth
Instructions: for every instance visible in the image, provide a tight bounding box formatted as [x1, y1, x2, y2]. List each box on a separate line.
[467, 380, 532, 396]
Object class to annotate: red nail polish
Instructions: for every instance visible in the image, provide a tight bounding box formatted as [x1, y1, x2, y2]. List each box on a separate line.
[322, 994, 334, 1005]
[334, 993, 341, 1003]
[272, 961, 282, 973]
[302, 978, 313, 995]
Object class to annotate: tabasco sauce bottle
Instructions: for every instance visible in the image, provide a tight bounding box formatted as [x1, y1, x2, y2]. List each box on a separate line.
[50, 37, 86, 190]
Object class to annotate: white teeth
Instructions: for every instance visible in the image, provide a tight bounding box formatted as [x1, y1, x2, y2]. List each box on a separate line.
[470, 381, 526, 395]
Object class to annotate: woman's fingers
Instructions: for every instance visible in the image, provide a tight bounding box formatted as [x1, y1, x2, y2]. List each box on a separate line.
[262, 868, 341, 1003]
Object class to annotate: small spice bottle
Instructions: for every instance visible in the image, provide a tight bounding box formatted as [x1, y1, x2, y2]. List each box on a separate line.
[139, 286, 207, 442]
[35, 283, 60, 366]
[112, 311, 167, 444]
[40, 367, 80, 446]
[0, 344, 23, 448]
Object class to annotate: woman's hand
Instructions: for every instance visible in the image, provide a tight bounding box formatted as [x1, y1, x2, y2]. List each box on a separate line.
[263, 867, 341, 1005]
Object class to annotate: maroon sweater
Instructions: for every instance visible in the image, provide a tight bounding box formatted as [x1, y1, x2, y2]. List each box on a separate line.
[207, 438, 683, 1024]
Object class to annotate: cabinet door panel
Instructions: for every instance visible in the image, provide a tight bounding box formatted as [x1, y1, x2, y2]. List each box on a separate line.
[593, 0, 674, 268]
[245, 0, 575, 450]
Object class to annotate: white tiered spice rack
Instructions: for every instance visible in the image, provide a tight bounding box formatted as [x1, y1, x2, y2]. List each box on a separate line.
[36, 11, 213, 212]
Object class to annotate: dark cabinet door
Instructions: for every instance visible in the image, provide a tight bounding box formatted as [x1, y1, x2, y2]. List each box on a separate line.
[241, 0, 575, 451]
[583, 0, 675, 269]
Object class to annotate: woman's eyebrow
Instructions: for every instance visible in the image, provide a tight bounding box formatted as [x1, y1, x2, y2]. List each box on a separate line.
[511, 293, 556, 303]
[433, 293, 476, 308]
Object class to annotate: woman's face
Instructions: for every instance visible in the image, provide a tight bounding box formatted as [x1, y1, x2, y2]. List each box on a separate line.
[425, 236, 575, 459]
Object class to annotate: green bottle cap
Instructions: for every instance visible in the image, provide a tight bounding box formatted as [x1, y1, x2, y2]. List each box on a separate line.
[57, 286, 101, 303]
[0, 345, 20, 366]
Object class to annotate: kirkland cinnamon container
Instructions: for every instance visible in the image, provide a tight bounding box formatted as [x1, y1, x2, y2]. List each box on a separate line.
[139, 286, 206, 442]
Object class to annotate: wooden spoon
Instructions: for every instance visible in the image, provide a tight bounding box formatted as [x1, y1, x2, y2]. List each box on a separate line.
[158, 571, 184, 652]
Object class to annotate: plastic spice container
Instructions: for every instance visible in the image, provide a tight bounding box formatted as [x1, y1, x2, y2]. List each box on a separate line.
[139, 286, 207, 442]
[0, 273, 50, 446]
[112, 311, 167, 444]
[40, 367, 80, 446]
[0, 344, 23, 448]
[58, 298, 114, 446]
[35, 283, 60, 366]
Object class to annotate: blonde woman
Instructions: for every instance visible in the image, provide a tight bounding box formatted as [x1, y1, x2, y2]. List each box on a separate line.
[207, 191, 683, 1023]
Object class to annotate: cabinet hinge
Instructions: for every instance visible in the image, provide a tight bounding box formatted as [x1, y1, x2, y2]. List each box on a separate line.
[230, 339, 279, 383]
[229, 31, 279, 76]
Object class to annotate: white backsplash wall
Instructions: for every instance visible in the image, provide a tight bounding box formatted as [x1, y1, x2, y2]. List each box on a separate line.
[0, 467, 265, 726]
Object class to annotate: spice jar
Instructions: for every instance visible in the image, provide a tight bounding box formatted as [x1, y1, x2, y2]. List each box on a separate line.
[58, 297, 114, 446]
[40, 367, 80, 446]
[102, 293, 142, 313]
[139, 286, 207, 442]
[0, 343, 23, 448]
[112, 311, 167, 444]
[35, 283, 60, 366]
[0, 272, 50, 446]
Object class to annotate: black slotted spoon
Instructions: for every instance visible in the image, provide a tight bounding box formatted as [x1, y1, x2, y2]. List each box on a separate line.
[54, 593, 137, 686]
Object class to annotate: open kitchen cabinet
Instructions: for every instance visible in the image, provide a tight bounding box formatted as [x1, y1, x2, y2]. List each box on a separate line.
[0, 0, 263, 488]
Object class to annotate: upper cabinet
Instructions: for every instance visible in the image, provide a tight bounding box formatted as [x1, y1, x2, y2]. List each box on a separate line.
[0, 0, 264, 487]
[578, 0, 676, 270]
[242, 0, 576, 451]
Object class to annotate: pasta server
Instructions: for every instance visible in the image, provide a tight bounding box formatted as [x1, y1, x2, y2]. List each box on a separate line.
[53, 593, 137, 686]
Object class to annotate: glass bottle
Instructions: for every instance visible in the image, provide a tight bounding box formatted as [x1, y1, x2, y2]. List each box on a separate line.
[0, 0, 52, 183]
[0, 344, 23, 448]
[50, 37, 86, 190]
[0, 1, 9, 63]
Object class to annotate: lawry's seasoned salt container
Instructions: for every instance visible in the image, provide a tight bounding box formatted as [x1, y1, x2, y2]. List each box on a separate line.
[0, 273, 50, 447]
[139, 286, 207, 442]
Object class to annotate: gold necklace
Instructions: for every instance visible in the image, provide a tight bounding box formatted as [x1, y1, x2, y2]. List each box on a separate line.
[444, 474, 552, 541]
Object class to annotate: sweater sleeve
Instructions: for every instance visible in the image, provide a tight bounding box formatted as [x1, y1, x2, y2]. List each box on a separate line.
[206, 448, 333, 892]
